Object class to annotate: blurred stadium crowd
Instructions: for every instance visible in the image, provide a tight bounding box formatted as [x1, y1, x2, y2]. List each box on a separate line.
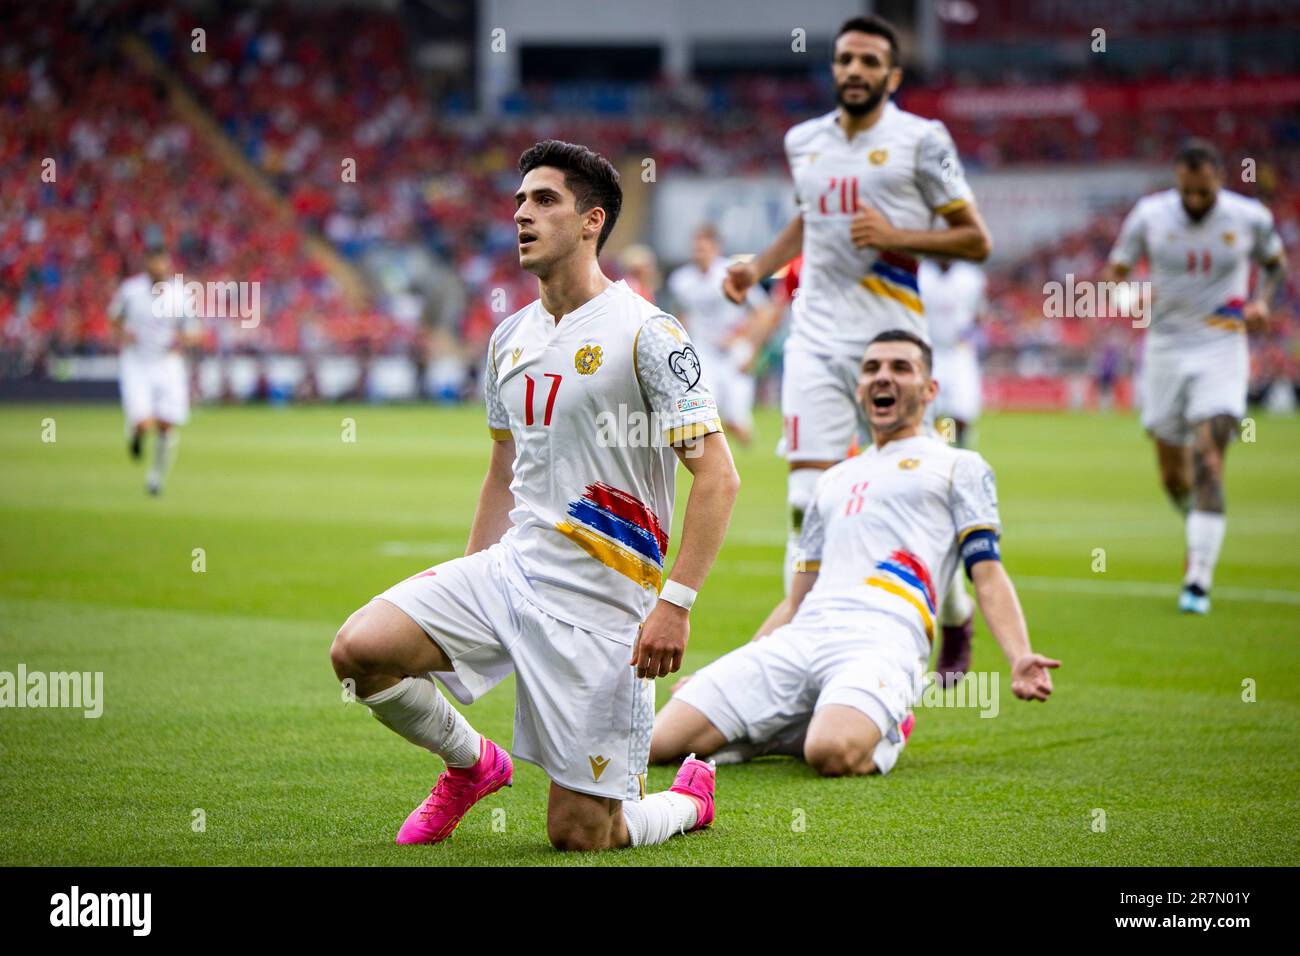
[3, 0, 1298, 400]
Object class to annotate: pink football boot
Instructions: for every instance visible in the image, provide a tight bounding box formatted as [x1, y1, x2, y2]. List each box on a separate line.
[899, 711, 916, 742]
[669, 753, 717, 830]
[395, 736, 513, 845]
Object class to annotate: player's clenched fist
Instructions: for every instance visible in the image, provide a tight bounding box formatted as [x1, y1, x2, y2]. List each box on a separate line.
[850, 205, 899, 250]
[631, 601, 690, 679]
[722, 260, 757, 304]
[1243, 300, 1270, 334]
[1010, 652, 1061, 702]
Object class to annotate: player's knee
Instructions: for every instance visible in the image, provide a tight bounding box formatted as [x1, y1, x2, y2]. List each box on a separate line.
[1192, 447, 1223, 484]
[547, 817, 611, 853]
[330, 609, 382, 681]
[804, 738, 867, 778]
[1158, 464, 1188, 497]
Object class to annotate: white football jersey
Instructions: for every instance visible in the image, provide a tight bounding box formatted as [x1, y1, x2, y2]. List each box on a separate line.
[1109, 189, 1283, 355]
[793, 434, 1000, 656]
[785, 102, 974, 355]
[666, 258, 767, 356]
[484, 280, 723, 639]
[918, 260, 985, 350]
[108, 273, 195, 358]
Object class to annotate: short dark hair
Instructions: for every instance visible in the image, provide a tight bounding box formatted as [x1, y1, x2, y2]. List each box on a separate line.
[517, 140, 623, 253]
[866, 328, 932, 374]
[834, 15, 900, 68]
[1174, 138, 1223, 173]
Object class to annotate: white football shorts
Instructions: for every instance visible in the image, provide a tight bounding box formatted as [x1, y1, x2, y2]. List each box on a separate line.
[120, 350, 190, 426]
[673, 609, 926, 774]
[376, 543, 653, 801]
[1138, 338, 1248, 445]
[779, 344, 869, 463]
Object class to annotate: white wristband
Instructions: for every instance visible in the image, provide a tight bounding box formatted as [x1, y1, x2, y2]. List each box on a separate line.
[659, 580, 697, 611]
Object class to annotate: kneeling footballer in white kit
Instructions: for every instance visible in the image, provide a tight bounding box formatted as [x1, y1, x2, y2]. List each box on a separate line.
[651, 330, 1059, 776]
[331, 141, 740, 851]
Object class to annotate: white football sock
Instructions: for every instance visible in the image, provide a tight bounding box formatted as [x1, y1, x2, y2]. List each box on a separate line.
[622, 791, 699, 847]
[784, 468, 821, 595]
[1185, 510, 1226, 591]
[360, 676, 481, 768]
[940, 568, 973, 627]
[149, 429, 179, 488]
[871, 735, 904, 775]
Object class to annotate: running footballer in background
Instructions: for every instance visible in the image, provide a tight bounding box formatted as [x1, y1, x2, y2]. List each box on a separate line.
[667, 223, 780, 446]
[108, 239, 202, 497]
[1102, 139, 1287, 616]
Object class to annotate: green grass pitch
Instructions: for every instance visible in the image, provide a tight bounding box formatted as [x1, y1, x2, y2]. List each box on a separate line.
[1, 403, 1297, 866]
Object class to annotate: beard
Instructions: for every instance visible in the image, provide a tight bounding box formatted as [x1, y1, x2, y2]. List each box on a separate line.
[836, 79, 887, 117]
[866, 388, 924, 437]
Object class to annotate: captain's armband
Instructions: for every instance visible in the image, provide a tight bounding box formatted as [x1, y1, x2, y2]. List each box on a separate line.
[960, 527, 1000, 578]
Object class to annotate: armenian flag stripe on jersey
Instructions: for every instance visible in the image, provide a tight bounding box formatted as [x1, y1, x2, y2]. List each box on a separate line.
[555, 483, 666, 589]
[865, 549, 937, 642]
[581, 482, 669, 557]
[861, 252, 923, 314]
[1205, 297, 1247, 332]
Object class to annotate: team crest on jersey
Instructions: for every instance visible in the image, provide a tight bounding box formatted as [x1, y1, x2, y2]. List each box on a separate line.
[511, 347, 523, 367]
[575, 343, 603, 375]
[669, 345, 702, 391]
[1222, 231, 1236, 246]
[869, 148, 888, 166]
[898, 458, 920, 470]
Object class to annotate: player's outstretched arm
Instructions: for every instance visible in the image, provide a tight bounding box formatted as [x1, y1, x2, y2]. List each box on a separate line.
[631, 432, 740, 679]
[723, 215, 803, 303]
[465, 437, 516, 555]
[970, 560, 1060, 701]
